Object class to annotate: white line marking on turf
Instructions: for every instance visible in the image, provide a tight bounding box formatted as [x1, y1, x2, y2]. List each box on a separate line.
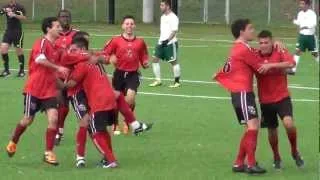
[139, 92, 319, 102]
[9, 68, 319, 91]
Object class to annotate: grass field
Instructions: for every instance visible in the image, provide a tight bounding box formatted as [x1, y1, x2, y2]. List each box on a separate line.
[0, 23, 319, 180]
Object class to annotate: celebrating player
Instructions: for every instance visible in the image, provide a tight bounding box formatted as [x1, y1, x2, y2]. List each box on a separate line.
[102, 15, 149, 135]
[54, 9, 79, 145]
[0, 0, 27, 77]
[290, 0, 318, 74]
[256, 30, 304, 169]
[5, 17, 69, 166]
[149, 0, 181, 88]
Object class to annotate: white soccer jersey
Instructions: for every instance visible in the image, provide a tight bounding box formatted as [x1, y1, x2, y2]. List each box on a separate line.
[293, 9, 317, 35]
[159, 12, 179, 44]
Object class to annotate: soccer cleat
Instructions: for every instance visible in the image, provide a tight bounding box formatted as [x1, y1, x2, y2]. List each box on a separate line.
[97, 158, 118, 169]
[273, 160, 282, 170]
[0, 70, 10, 77]
[17, 70, 25, 77]
[133, 122, 153, 136]
[246, 163, 267, 174]
[44, 151, 59, 166]
[168, 82, 181, 88]
[122, 123, 129, 135]
[112, 125, 121, 136]
[293, 153, 304, 168]
[6, 141, 17, 157]
[76, 157, 86, 168]
[149, 81, 162, 87]
[232, 164, 247, 173]
[54, 133, 64, 146]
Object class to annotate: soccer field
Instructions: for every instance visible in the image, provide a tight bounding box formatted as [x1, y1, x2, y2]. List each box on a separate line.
[0, 23, 319, 180]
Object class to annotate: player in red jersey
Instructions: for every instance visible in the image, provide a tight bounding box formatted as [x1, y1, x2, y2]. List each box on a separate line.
[60, 37, 152, 168]
[102, 15, 149, 135]
[256, 30, 304, 169]
[5, 17, 69, 166]
[54, 9, 80, 145]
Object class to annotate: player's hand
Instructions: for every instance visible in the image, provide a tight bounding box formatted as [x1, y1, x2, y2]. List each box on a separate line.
[161, 40, 169, 47]
[258, 64, 273, 74]
[57, 66, 70, 78]
[273, 40, 286, 52]
[7, 11, 16, 18]
[109, 54, 117, 65]
[142, 62, 149, 69]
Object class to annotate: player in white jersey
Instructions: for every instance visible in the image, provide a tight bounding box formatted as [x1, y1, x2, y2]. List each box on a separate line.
[290, 0, 318, 74]
[149, 0, 181, 88]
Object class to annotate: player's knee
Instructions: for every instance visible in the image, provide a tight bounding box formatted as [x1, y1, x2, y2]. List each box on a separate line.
[15, 48, 23, 55]
[79, 114, 90, 127]
[152, 57, 160, 63]
[1, 45, 9, 54]
[267, 128, 277, 136]
[125, 91, 136, 105]
[20, 116, 34, 126]
[295, 49, 302, 56]
[46, 109, 59, 128]
[283, 118, 295, 130]
[246, 118, 260, 130]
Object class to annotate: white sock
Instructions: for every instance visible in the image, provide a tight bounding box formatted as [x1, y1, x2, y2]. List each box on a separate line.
[152, 63, 161, 81]
[173, 64, 181, 78]
[315, 55, 319, 63]
[293, 55, 300, 72]
[130, 121, 140, 130]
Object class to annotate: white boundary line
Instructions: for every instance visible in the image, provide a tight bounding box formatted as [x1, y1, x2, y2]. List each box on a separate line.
[138, 92, 319, 103]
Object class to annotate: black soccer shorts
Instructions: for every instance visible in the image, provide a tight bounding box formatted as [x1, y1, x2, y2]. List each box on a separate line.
[112, 69, 141, 93]
[260, 96, 293, 129]
[70, 90, 89, 121]
[2, 30, 24, 48]
[89, 110, 116, 134]
[231, 91, 259, 125]
[23, 93, 58, 117]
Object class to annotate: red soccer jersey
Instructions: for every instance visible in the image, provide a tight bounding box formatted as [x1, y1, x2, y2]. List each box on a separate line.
[214, 42, 262, 92]
[103, 35, 149, 72]
[256, 49, 295, 104]
[70, 62, 116, 113]
[55, 29, 78, 50]
[23, 37, 60, 99]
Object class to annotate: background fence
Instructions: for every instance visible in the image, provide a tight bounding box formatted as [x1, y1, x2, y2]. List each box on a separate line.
[0, 0, 319, 26]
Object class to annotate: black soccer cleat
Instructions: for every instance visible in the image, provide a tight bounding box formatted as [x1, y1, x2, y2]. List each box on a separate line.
[293, 153, 304, 168]
[97, 158, 118, 168]
[76, 158, 86, 168]
[246, 163, 267, 174]
[273, 160, 282, 170]
[232, 164, 247, 173]
[54, 133, 64, 146]
[133, 122, 153, 136]
[0, 70, 10, 77]
[17, 70, 25, 77]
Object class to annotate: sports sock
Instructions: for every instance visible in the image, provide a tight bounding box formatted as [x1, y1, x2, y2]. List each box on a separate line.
[92, 132, 116, 162]
[46, 128, 57, 151]
[287, 127, 298, 156]
[2, 53, 9, 71]
[18, 55, 25, 71]
[234, 132, 247, 166]
[12, 123, 27, 144]
[152, 63, 161, 81]
[245, 129, 258, 167]
[117, 93, 135, 124]
[172, 64, 181, 83]
[293, 55, 300, 72]
[57, 105, 69, 133]
[268, 130, 281, 161]
[76, 127, 87, 157]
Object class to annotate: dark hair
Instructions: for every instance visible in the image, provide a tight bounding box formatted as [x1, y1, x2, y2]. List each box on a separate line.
[231, 18, 251, 39]
[41, 17, 59, 34]
[161, 0, 171, 7]
[73, 31, 90, 40]
[258, 30, 273, 39]
[300, 0, 311, 5]
[71, 37, 89, 50]
[57, 9, 71, 17]
[122, 15, 135, 23]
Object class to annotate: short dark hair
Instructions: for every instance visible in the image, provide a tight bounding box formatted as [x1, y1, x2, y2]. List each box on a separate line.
[231, 18, 251, 39]
[57, 9, 71, 17]
[41, 17, 59, 34]
[161, 0, 171, 7]
[300, 0, 311, 5]
[71, 37, 89, 50]
[73, 31, 90, 40]
[258, 30, 273, 39]
[122, 15, 135, 23]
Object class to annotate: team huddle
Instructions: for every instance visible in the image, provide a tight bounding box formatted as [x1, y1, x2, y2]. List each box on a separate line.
[1, 0, 318, 175]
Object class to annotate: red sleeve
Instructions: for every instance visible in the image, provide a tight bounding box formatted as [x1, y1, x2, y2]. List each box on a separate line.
[102, 38, 117, 63]
[281, 50, 296, 65]
[70, 63, 87, 83]
[242, 49, 262, 71]
[139, 40, 149, 65]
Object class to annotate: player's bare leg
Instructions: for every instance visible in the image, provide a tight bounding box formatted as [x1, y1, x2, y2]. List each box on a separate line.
[55, 91, 69, 146]
[289, 49, 302, 75]
[312, 51, 319, 63]
[169, 60, 181, 88]
[15, 47, 25, 77]
[267, 128, 282, 169]
[0, 43, 10, 77]
[6, 115, 34, 157]
[149, 57, 162, 87]
[76, 113, 90, 168]
[44, 108, 59, 166]
[282, 116, 304, 168]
